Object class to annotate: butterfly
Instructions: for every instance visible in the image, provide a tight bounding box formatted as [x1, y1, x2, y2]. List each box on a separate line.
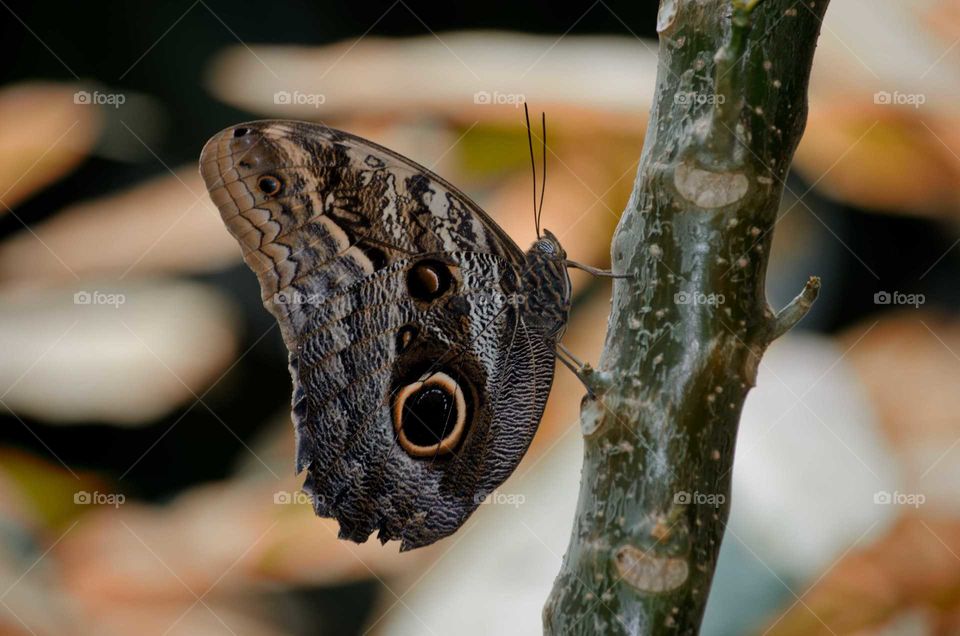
[199, 114, 606, 550]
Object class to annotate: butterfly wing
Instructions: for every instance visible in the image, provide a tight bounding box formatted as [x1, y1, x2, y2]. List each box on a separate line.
[200, 120, 557, 549]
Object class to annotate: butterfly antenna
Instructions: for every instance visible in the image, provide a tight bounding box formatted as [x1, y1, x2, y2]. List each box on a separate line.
[538, 111, 547, 234]
[524, 102, 541, 239]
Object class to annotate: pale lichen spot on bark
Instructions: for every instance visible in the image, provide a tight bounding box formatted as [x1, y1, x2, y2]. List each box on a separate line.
[656, 0, 677, 32]
[580, 399, 604, 436]
[674, 160, 749, 209]
[614, 545, 689, 593]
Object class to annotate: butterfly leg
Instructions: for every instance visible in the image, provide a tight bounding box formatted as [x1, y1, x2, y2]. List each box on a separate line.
[564, 260, 632, 279]
[557, 342, 586, 369]
[555, 342, 611, 396]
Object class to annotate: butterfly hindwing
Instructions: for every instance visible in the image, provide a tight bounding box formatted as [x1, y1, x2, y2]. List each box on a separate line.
[200, 120, 563, 549]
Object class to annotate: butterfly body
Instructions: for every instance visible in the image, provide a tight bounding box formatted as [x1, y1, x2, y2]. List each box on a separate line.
[521, 231, 573, 340]
[200, 120, 571, 549]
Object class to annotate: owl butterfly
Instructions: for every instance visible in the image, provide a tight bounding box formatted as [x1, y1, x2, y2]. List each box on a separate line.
[200, 115, 599, 550]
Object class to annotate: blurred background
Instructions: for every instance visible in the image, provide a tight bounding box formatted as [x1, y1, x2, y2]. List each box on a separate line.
[0, 0, 958, 634]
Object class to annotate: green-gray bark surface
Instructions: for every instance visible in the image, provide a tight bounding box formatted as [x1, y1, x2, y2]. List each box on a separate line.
[544, 1, 829, 633]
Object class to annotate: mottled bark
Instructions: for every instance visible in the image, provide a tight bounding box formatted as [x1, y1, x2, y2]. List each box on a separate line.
[543, 1, 829, 634]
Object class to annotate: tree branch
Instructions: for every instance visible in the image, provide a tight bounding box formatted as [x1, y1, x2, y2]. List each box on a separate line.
[543, 1, 830, 633]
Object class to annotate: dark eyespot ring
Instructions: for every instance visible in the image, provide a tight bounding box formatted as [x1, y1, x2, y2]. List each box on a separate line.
[233, 127, 250, 138]
[257, 175, 282, 196]
[406, 260, 453, 301]
[392, 372, 467, 457]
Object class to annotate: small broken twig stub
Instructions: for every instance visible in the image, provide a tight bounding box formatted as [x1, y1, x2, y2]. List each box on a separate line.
[543, 1, 830, 634]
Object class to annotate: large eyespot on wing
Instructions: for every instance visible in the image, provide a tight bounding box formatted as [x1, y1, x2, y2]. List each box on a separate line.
[392, 371, 468, 457]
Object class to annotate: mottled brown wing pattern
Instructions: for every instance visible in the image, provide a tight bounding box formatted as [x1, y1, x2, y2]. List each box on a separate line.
[200, 121, 523, 348]
[200, 120, 560, 550]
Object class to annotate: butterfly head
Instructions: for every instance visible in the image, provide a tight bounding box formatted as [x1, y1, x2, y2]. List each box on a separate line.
[531, 229, 566, 260]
